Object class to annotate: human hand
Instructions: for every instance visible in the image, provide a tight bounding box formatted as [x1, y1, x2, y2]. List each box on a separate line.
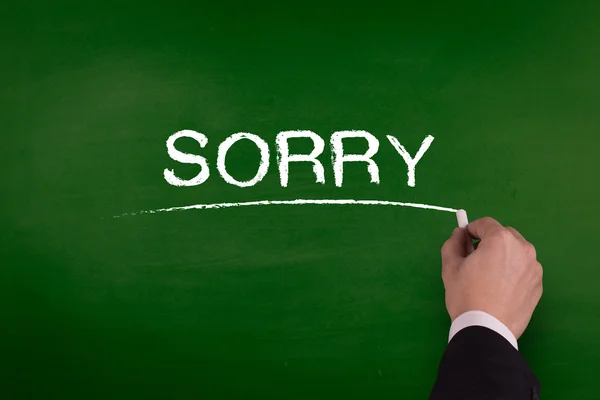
[441, 217, 543, 339]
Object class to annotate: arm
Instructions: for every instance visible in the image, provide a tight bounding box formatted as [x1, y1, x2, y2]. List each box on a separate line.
[430, 218, 543, 400]
[430, 326, 539, 399]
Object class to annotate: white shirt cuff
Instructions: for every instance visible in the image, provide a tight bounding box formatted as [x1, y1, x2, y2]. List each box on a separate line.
[448, 310, 518, 350]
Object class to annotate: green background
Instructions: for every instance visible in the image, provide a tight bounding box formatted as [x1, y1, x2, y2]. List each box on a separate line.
[2, 1, 599, 398]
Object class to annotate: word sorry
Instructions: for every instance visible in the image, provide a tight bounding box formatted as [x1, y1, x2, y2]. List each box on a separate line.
[164, 130, 434, 188]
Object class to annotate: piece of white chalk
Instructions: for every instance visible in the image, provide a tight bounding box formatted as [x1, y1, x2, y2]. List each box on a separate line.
[456, 209, 469, 229]
[456, 209, 475, 254]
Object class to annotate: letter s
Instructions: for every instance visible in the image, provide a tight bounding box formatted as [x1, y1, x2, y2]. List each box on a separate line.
[163, 130, 210, 186]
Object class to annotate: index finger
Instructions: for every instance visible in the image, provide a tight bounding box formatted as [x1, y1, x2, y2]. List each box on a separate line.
[467, 217, 505, 240]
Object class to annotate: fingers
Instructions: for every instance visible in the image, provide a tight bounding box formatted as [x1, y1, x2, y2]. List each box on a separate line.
[469, 219, 536, 257]
[467, 217, 504, 240]
[441, 228, 468, 268]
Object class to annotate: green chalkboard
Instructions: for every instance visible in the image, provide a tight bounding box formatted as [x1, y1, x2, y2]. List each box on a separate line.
[2, 1, 599, 398]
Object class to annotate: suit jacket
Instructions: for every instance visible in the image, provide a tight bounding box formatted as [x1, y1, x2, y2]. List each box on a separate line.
[429, 326, 540, 400]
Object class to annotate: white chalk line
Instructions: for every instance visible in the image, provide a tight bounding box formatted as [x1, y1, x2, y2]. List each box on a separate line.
[113, 199, 458, 218]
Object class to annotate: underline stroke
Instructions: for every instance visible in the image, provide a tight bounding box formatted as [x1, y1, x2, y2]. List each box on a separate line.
[114, 199, 458, 218]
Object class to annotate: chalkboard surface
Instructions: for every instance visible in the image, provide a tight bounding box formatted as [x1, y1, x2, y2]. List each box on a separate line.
[2, 1, 599, 398]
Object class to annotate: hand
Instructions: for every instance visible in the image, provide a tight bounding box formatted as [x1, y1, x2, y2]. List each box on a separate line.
[441, 217, 543, 339]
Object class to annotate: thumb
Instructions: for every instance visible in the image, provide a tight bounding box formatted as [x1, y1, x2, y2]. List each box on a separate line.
[441, 228, 468, 268]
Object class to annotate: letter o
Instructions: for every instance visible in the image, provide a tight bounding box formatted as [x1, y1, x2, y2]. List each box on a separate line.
[217, 133, 270, 187]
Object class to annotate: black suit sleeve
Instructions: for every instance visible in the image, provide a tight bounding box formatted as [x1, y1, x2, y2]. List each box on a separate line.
[429, 326, 540, 400]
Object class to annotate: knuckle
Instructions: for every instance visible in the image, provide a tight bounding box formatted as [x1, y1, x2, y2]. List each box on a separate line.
[479, 216, 497, 225]
[534, 262, 543, 280]
[440, 241, 450, 256]
[505, 226, 518, 237]
[496, 228, 513, 242]
[525, 242, 537, 258]
[535, 282, 543, 301]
